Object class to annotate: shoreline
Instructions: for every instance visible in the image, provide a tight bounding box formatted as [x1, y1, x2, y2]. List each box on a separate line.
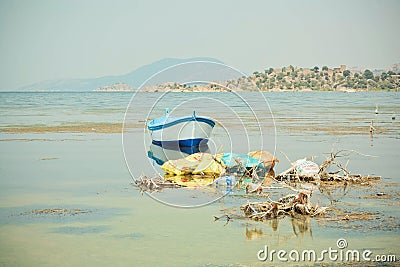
[0, 89, 398, 93]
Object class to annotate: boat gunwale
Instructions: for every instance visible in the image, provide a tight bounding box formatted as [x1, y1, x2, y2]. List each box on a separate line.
[147, 116, 215, 131]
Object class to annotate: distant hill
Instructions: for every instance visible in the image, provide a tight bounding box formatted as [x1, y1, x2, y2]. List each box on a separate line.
[141, 64, 399, 92]
[247, 65, 400, 91]
[348, 64, 400, 76]
[18, 59, 400, 92]
[19, 57, 225, 92]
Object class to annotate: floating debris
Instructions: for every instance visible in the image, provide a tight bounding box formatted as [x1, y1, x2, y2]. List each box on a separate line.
[316, 208, 379, 223]
[136, 148, 390, 231]
[134, 175, 182, 192]
[39, 157, 59, 161]
[276, 150, 381, 183]
[241, 191, 328, 221]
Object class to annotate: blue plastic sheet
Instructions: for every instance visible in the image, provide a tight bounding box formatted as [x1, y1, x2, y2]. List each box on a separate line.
[221, 153, 261, 168]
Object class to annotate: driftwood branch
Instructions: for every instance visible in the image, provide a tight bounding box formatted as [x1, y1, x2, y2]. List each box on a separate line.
[241, 191, 328, 221]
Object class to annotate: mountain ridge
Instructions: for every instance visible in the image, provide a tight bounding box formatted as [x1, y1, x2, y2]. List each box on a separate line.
[19, 57, 223, 92]
[16, 59, 400, 92]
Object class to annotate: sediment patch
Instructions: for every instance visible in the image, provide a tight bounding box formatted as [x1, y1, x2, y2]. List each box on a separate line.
[0, 122, 142, 134]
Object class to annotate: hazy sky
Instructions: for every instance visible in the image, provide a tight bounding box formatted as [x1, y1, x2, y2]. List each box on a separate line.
[0, 0, 399, 90]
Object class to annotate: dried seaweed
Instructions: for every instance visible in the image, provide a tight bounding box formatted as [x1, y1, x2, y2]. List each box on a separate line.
[134, 174, 181, 193]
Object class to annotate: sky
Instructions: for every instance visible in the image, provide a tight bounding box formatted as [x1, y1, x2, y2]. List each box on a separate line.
[0, 0, 399, 90]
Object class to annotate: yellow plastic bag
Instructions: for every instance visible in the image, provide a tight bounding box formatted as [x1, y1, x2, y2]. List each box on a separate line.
[161, 152, 225, 176]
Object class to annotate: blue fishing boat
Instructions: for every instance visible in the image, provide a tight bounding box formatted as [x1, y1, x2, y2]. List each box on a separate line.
[147, 109, 215, 147]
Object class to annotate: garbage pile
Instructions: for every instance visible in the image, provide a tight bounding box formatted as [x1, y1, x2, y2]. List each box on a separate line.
[241, 191, 328, 221]
[136, 149, 381, 221]
[276, 150, 381, 183]
[161, 150, 278, 177]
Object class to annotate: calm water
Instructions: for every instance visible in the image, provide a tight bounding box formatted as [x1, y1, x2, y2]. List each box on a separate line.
[0, 92, 399, 266]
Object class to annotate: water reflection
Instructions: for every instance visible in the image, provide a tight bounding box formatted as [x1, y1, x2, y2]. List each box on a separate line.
[245, 217, 312, 241]
[245, 227, 264, 240]
[147, 140, 210, 166]
[290, 217, 312, 237]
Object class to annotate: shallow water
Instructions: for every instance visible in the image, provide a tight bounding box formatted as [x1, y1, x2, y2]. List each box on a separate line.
[0, 92, 399, 266]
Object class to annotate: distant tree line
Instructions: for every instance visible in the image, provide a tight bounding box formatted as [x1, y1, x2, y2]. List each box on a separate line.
[250, 66, 399, 91]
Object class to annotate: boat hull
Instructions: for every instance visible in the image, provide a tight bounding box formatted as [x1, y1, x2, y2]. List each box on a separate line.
[148, 117, 214, 147]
